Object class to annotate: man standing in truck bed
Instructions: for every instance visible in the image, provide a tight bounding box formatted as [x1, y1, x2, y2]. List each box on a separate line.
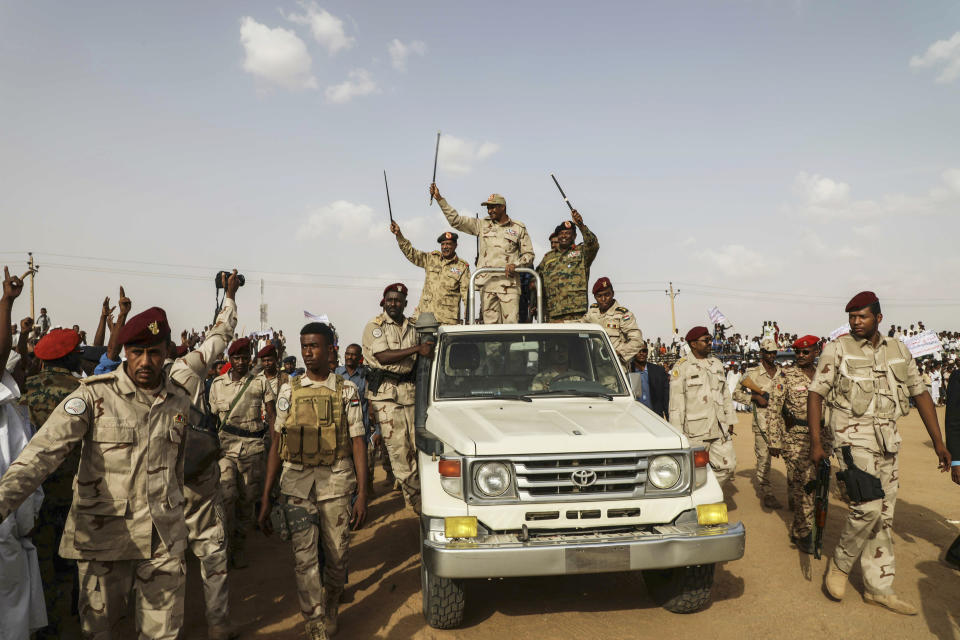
[390, 222, 470, 325]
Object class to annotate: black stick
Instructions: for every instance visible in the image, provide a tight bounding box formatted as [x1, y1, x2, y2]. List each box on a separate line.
[430, 131, 441, 205]
[550, 173, 574, 212]
[474, 212, 479, 266]
[384, 170, 394, 223]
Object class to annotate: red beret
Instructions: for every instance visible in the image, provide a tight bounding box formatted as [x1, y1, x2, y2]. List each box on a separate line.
[792, 335, 820, 349]
[175, 345, 189, 358]
[257, 344, 277, 358]
[592, 277, 613, 295]
[845, 291, 878, 312]
[117, 307, 170, 346]
[685, 326, 710, 342]
[382, 282, 408, 298]
[228, 337, 251, 357]
[554, 220, 577, 235]
[436, 231, 459, 243]
[34, 328, 80, 361]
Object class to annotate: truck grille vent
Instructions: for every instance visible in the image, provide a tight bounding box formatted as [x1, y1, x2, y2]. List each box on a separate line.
[512, 453, 648, 502]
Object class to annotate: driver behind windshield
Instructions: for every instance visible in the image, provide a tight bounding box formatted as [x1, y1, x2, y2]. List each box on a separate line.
[531, 340, 586, 391]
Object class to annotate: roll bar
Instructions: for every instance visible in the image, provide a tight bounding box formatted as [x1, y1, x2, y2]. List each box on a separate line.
[466, 267, 543, 324]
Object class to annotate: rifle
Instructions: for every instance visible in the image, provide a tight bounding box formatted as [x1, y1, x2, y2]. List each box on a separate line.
[550, 173, 575, 212]
[430, 131, 440, 205]
[383, 170, 394, 223]
[805, 458, 831, 558]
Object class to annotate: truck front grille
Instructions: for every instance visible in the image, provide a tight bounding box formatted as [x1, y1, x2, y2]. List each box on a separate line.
[512, 453, 648, 502]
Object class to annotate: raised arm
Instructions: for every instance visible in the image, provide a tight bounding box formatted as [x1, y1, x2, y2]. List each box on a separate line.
[0, 267, 25, 373]
[93, 296, 114, 347]
[432, 184, 481, 235]
[174, 271, 240, 379]
[573, 210, 599, 267]
[392, 222, 427, 268]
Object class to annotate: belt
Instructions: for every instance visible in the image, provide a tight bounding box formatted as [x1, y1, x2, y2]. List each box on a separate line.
[221, 424, 267, 439]
[791, 418, 809, 427]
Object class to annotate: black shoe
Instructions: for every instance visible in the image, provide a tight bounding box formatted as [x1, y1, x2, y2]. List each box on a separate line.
[792, 533, 813, 554]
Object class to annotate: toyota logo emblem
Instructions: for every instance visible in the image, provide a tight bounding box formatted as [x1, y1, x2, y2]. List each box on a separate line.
[571, 469, 597, 487]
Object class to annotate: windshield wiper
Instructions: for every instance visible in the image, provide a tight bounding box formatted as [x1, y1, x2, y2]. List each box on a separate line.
[469, 392, 533, 402]
[521, 389, 614, 401]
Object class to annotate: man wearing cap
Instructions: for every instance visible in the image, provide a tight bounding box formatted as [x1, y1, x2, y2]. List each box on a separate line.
[583, 277, 644, 366]
[362, 283, 432, 512]
[808, 292, 950, 614]
[765, 335, 829, 552]
[669, 326, 737, 486]
[0, 306, 194, 638]
[738, 337, 784, 510]
[209, 336, 276, 568]
[536, 211, 599, 322]
[390, 221, 470, 325]
[430, 183, 534, 324]
[259, 343, 289, 398]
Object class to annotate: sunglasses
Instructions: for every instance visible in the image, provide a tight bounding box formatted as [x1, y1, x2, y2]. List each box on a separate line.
[796, 349, 816, 355]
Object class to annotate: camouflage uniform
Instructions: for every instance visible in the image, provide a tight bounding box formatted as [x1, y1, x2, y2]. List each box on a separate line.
[582, 301, 644, 365]
[767, 365, 833, 540]
[740, 363, 783, 499]
[396, 235, 470, 325]
[0, 365, 192, 639]
[209, 371, 275, 562]
[808, 334, 924, 596]
[274, 374, 364, 634]
[20, 366, 81, 637]
[536, 226, 599, 321]
[362, 312, 420, 512]
[438, 197, 535, 324]
[668, 356, 737, 484]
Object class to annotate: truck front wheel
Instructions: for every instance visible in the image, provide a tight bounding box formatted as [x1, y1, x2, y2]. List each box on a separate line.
[421, 556, 465, 628]
[642, 563, 715, 613]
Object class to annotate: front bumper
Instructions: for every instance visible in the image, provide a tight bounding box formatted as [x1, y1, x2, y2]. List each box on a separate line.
[422, 520, 745, 579]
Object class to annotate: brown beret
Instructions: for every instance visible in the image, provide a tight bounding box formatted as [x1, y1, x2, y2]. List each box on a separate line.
[685, 326, 710, 342]
[592, 277, 613, 295]
[437, 231, 458, 244]
[257, 344, 277, 358]
[34, 328, 80, 361]
[117, 307, 170, 346]
[228, 337, 251, 357]
[382, 282, 408, 298]
[845, 291, 879, 312]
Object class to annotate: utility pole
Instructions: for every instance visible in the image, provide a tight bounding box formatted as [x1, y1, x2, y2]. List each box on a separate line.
[28, 252, 35, 319]
[665, 281, 680, 335]
[259, 278, 266, 332]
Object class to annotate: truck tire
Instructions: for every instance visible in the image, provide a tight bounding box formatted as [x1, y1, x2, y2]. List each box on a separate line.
[642, 563, 715, 613]
[421, 557, 465, 628]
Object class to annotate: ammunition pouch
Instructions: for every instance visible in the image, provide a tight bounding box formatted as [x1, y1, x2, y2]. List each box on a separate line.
[835, 446, 885, 503]
[184, 408, 221, 483]
[366, 367, 415, 394]
[269, 503, 319, 542]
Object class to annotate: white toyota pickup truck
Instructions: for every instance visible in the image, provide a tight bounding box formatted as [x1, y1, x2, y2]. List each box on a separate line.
[413, 310, 745, 629]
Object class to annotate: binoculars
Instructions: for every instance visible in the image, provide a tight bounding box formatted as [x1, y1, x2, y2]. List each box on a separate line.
[215, 271, 245, 288]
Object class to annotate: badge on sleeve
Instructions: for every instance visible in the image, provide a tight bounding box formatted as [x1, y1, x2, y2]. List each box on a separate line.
[278, 397, 290, 412]
[672, 369, 680, 378]
[349, 397, 360, 407]
[174, 413, 185, 424]
[372, 328, 383, 339]
[64, 397, 87, 415]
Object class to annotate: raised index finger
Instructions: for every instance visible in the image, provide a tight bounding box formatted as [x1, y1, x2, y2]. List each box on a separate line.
[119, 286, 126, 298]
[3, 266, 9, 280]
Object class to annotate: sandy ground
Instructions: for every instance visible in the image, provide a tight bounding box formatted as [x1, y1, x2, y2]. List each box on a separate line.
[182, 409, 960, 640]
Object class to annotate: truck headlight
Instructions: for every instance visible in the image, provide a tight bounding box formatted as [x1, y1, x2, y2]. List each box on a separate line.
[648, 455, 681, 489]
[474, 462, 511, 497]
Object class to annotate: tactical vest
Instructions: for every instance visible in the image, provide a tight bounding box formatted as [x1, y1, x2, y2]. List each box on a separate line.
[829, 336, 912, 419]
[279, 375, 352, 466]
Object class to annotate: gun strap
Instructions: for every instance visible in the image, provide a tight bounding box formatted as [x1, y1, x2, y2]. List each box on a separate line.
[224, 375, 256, 426]
[840, 445, 855, 469]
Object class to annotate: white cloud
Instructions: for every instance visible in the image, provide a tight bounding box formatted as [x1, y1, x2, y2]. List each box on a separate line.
[438, 135, 500, 175]
[388, 39, 427, 71]
[324, 69, 378, 104]
[298, 200, 427, 242]
[696, 244, 776, 278]
[910, 32, 960, 83]
[285, 2, 355, 56]
[240, 17, 317, 90]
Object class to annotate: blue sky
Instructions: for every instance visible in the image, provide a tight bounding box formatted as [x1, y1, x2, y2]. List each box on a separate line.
[3, 1, 959, 348]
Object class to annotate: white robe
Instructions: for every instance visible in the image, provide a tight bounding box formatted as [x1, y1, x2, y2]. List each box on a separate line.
[0, 368, 47, 639]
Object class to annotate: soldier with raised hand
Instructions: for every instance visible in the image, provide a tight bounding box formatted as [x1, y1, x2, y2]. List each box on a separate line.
[582, 277, 643, 366]
[808, 291, 951, 615]
[739, 337, 784, 510]
[390, 221, 470, 325]
[0, 306, 193, 639]
[669, 326, 737, 486]
[430, 183, 534, 324]
[258, 322, 368, 640]
[209, 336, 276, 569]
[536, 212, 599, 322]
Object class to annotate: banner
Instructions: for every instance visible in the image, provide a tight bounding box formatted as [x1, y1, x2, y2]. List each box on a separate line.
[829, 324, 850, 341]
[707, 306, 728, 326]
[303, 311, 330, 324]
[900, 330, 942, 358]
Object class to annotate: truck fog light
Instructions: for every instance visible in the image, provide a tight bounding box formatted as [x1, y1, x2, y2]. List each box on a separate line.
[697, 503, 728, 525]
[474, 462, 511, 497]
[648, 455, 681, 489]
[444, 516, 478, 538]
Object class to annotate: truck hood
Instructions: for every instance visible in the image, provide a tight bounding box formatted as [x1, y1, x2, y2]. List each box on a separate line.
[425, 398, 685, 455]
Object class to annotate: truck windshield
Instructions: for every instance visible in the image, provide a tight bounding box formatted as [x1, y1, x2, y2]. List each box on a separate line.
[435, 331, 628, 399]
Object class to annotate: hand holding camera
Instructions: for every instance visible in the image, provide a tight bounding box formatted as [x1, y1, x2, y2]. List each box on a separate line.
[216, 270, 244, 300]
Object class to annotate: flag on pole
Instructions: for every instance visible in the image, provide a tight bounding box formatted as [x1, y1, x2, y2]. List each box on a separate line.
[707, 306, 727, 326]
[304, 311, 330, 324]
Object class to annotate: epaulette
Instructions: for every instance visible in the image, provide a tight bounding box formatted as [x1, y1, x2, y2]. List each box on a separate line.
[675, 357, 687, 366]
[371, 314, 387, 327]
[431, 250, 441, 256]
[169, 377, 191, 396]
[510, 219, 527, 229]
[589, 303, 599, 308]
[615, 306, 629, 313]
[80, 372, 116, 385]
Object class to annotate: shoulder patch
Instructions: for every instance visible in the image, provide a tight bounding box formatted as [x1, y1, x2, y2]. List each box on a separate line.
[64, 397, 87, 415]
[372, 327, 383, 339]
[277, 397, 290, 412]
[672, 368, 680, 378]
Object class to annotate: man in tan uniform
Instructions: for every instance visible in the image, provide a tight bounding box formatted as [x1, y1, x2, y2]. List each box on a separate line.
[390, 222, 470, 325]
[431, 183, 534, 324]
[739, 337, 784, 509]
[668, 326, 737, 485]
[209, 337, 276, 568]
[0, 307, 192, 639]
[258, 322, 368, 640]
[258, 343, 289, 398]
[809, 291, 951, 615]
[362, 283, 432, 512]
[582, 277, 644, 366]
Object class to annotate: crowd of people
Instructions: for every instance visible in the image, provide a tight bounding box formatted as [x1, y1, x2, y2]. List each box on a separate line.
[0, 182, 959, 639]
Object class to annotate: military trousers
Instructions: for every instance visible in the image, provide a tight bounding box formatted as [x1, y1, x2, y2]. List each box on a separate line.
[372, 400, 420, 513]
[184, 461, 230, 628]
[689, 434, 736, 485]
[833, 441, 899, 595]
[480, 288, 519, 324]
[218, 438, 266, 557]
[752, 420, 772, 496]
[285, 492, 353, 623]
[77, 535, 185, 640]
[33, 502, 77, 635]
